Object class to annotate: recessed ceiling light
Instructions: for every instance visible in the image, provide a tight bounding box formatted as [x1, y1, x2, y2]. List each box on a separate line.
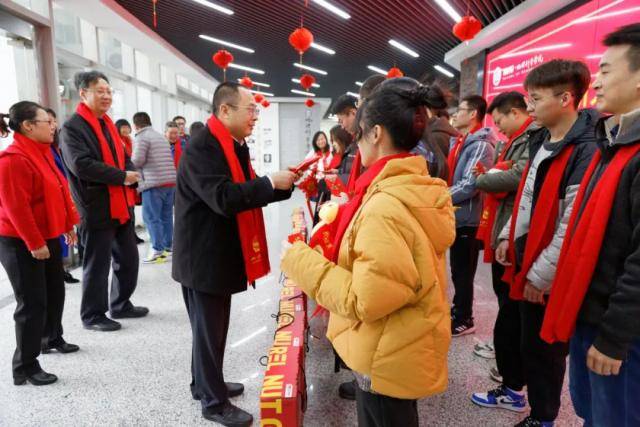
[311, 42, 336, 55]
[291, 89, 316, 97]
[190, 0, 233, 15]
[227, 63, 265, 75]
[237, 79, 271, 88]
[346, 92, 360, 98]
[292, 78, 320, 88]
[434, 65, 454, 78]
[250, 89, 274, 96]
[199, 35, 254, 53]
[367, 65, 387, 75]
[389, 39, 419, 58]
[355, 81, 364, 87]
[433, 0, 461, 22]
[293, 63, 328, 75]
[311, 0, 350, 19]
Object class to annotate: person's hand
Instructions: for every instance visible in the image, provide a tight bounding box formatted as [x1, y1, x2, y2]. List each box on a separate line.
[31, 245, 50, 260]
[587, 345, 623, 376]
[270, 171, 297, 190]
[471, 166, 483, 177]
[523, 282, 546, 305]
[495, 240, 511, 266]
[124, 171, 141, 186]
[287, 166, 304, 181]
[64, 229, 78, 246]
[280, 239, 293, 262]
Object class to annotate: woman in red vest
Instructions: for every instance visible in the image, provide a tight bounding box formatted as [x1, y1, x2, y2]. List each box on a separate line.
[0, 101, 80, 386]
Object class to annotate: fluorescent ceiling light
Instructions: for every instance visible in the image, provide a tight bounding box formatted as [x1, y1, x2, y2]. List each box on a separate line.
[199, 35, 254, 53]
[574, 6, 640, 23]
[346, 92, 360, 98]
[250, 89, 274, 96]
[389, 39, 419, 58]
[355, 81, 363, 87]
[291, 89, 316, 97]
[433, 0, 462, 22]
[293, 63, 328, 75]
[190, 0, 233, 15]
[586, 53, 604, 60]
[237, 79, 270, 88]
[311, 0, 351, 19]
[434, 65, 454, 78]
[227, 63, 265, 75]
[292, 78, 320, 88]
[367, 65, 387, 75]
[499, 43, 572, 59]
[311, 42, 336, 55]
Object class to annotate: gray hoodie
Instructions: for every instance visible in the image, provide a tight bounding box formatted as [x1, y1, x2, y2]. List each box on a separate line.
[131, 126, 177, 192]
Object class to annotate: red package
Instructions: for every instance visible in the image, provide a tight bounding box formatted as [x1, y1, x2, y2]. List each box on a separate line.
[475, 162, 486, 174]
[292, 154, 322, 174]
[325, 176, 347, 196]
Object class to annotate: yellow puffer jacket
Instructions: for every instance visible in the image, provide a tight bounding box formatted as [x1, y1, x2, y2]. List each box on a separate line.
[282, 155, 455, 399]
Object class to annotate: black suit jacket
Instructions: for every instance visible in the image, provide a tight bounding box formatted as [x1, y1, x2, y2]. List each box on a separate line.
[59, 113, 136, 230]
[172, 128, 291, 295]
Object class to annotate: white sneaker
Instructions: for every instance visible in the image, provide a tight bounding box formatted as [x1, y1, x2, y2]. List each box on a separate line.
[162, 249, 172, 259]
[143, 251, 166, 264]
[474, 342, 496, 359]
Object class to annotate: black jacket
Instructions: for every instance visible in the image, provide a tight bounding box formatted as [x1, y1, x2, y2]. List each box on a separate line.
[425, 116, 459, 158]
[513, 109, 599, 268]
[577, 115, 640, 360]
[338, 142, 358, 185]
[59, 113, 135, 230]
[171, 128, 291, 296]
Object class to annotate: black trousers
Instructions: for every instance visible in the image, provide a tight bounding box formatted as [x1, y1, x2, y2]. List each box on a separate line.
[492, 262, 525, 391]
[0, 237, 65, 377]
[182, 286, 231, 412]
[450, 226, 481, 320]
[356, 386, 419, 427]
[79, 220, 139, 324]
[520, 300, 569, 422]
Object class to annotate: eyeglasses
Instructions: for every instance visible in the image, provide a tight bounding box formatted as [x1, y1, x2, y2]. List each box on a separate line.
[30, 119, 56, 126]
[228, 104, 260, 117]
[525, 92, 566, 107]
[84, 88, 114, 97]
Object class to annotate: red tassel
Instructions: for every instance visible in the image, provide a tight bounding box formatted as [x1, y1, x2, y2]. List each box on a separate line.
[152, 0, 158, 28]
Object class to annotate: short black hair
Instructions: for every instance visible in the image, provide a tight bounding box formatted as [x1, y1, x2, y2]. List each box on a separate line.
[603, 23, 640, 72]
[45, 108, 57, 118]
[74, 70, 109, 91]
[213, 82, 242, 116]
[115, 119, 131, 132]
[332, 94, 357, 115]
[165, 121, 178, 131]
[461, 95, 487, 122]
[132, 112, 152, 128]
[311, 131, 329, 153]
[488, 91, 527, 115]
[359, 75, 386, 100]
[172, 115, 186, 123]
[189, 121, 205, 135]
[524, 59, 591, 108]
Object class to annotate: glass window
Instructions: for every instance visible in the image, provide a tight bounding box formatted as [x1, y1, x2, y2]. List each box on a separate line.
[176, 74, 189, 89]
[136, 86, 152, 115]
[99, 29, 123, 72]
[135, 50, 151, 84]
[53, 5, 82, 56]
[12, 0, 49, 18]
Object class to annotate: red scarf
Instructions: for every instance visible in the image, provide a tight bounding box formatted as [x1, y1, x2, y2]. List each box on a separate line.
[3, 133, 79, 234]
[331, 153, 413, 263]
[121, 135, 133, 157]
[328, 153, 342, 170]
[76, 103, 132, 223]
[447, 124, 482, 185]
[206, 115, 270, 283]
[541, 143, 640, 343]
[171, 140, 183, 169]
[477, 118, 533, 262]
[503, 144, 575, 300]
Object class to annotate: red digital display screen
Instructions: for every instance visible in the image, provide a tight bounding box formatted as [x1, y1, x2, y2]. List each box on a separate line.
[484, 0, 640, 117]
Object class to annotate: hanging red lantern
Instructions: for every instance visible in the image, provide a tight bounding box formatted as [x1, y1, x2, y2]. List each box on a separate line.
[387, 67, 404, 79]
[239, 76, 253, 89]
[261, 99, 270, 108]
[212, 50, 234, 81]
[453, 16, 482, 42]
[299, 74, 316, 91]
[289, 27, 314, 55]
[254, 93, 265, 103]
[152, 0, 158, 28]
[305, 99, 315, 108]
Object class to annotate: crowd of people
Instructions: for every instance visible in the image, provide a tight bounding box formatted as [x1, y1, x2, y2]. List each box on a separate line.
[0, 22, 638, 427]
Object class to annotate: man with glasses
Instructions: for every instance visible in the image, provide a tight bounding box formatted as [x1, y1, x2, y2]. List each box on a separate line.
[172, 82, 296, 426]
[172, 115, 189, 150]
[60, 71, 147, 333]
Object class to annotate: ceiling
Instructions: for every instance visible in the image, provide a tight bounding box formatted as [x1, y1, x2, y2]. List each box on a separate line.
[114, 0, 526, 101]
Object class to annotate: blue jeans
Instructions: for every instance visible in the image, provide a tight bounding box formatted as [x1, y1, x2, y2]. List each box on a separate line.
[570, 322, 640, 427]
[142, 187, 175, 252]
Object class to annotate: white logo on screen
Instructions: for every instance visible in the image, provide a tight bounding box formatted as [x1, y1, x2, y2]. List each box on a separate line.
[493, 67, 502, 86]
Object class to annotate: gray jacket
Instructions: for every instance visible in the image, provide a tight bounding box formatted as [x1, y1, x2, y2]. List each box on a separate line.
[449, 127, 498, 228]
[132, 126, 176, 192]
[476, 121, 537, 248]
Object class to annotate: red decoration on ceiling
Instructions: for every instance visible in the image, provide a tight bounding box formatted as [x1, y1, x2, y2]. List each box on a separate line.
[289, 27, 314, 56]
[453, 15, 482, 42]
[240, 76, 253, 88]
[212, 50, 234, 81]
[299, 73, 316, 90]
[152, 0, 158, 28]
[261, 99, 270, 108]
[386, 67, 404, 79]
[305, 99, 315, 108]
[254, 93, 265, 103]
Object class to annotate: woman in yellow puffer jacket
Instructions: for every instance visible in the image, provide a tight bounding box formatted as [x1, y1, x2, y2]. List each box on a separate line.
[281, 77, 456, 426]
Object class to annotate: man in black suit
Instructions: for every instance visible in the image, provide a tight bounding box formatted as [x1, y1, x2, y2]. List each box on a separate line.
[173, 82, 296, 426]
[60, 71, 149, 332]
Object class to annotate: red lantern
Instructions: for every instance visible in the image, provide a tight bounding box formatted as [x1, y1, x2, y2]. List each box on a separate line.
[212, 49, 234, 81]
[386, 67, 404, 79]
[254, 93, 265, 103]
[240, 76, 253, 88]
[299, 74, 316, 90]
[289, 27, 314, 55]
[453, 16, 482, 42]
[305, 99, 315, 108]
[261, 99, 270, 108]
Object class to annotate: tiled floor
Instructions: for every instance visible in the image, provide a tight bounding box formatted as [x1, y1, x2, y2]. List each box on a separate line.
[0, 193, 581, 426]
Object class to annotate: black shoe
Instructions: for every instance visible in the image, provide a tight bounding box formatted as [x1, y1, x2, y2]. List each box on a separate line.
[63, 272, 80, 284]
[514, 416, 553, 427]
[83, 317, 121, 332]
[338, 380, 357, 400]
[42, 339, 80, 354]
[14, 370, 58, 386]
[135, 235, 145, 244]
[452, 318, 476, 337]
[202, 402, 253, 426]
[110, 306, 149, 319]
[226, 382, 244, 398]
